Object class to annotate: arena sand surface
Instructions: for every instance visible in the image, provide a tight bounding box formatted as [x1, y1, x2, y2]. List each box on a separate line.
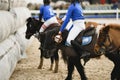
[10, 19, 120, 80]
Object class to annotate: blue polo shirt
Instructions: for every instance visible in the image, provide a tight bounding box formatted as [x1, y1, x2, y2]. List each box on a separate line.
[60, 2, 84, 32]
[40, 5, 55, 21]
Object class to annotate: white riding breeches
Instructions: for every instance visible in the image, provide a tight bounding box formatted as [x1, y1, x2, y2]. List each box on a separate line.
[39, 16, 59, 32]
[66, 20, 85, 45]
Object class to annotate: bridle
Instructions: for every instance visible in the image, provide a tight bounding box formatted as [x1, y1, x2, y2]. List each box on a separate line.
[98, 31, 116, 53]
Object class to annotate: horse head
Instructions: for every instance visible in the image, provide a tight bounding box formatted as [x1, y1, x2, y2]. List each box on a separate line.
[25, 17, 43, 39]
[94, 24, 120, 54]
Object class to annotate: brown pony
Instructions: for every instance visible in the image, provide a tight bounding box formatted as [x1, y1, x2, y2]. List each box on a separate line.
[95, 23, 120, 53]
[94, 23, 120, 80]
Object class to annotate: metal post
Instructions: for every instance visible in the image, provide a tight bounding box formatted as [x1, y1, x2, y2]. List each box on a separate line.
[8, 0, 11, 11]
[116, 8, 119, 20]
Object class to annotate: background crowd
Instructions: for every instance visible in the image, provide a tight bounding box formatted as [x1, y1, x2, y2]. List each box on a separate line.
[27, 0, 120, 10]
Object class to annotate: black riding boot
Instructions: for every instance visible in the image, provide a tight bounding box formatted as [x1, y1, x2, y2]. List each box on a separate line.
[71, 40, 91, 65]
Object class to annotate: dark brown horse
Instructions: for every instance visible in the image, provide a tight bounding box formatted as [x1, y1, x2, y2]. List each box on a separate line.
[25, 17, 61, 73]
[41, 22, 104, 80]
[41, 26, 87, 80]
[94, 23, 120, 80]
[95, 23, 120, 53]
[41, 22, 120, 80]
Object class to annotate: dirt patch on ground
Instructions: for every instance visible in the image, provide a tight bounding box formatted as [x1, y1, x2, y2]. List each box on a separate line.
[10, 37, 114, 80]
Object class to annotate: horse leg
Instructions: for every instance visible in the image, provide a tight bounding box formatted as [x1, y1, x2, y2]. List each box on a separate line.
[74, 57, 87, 80]
[53, 52, 59, 73]
[105, 51, 120, 80]
[111, 65, 120, 80]
[65, 57, 74, 80]
[49, 57, 54, 71]
[38, 50, 44, 69]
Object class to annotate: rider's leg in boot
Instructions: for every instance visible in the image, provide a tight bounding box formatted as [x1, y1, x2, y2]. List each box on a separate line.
[71, 40, 91, 58]
[71, 40, 82, 50]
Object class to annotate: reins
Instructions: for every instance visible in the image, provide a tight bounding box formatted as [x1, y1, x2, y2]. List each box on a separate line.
[102, 33, 117, 53]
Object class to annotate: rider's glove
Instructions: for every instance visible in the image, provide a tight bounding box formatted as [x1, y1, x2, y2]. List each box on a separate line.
[54, 31, 62, 43]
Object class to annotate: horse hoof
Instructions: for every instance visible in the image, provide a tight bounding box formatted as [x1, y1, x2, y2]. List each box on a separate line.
[65, 77, 72, 80]
[53, 70, 58, 73]
[37, 66, 42, 69]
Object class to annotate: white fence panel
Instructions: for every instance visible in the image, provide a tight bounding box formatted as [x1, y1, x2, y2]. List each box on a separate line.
[30, 9, 120, 20]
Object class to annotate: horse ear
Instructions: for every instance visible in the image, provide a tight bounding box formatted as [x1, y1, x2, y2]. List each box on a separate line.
[103, 23, 106, 26]
[26, 17, 32, 22]
[103, 25, 110, 33]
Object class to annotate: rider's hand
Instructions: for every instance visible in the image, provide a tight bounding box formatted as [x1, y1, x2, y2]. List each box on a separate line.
[58, 31, 62, 35]
[54, 31, 62, 43]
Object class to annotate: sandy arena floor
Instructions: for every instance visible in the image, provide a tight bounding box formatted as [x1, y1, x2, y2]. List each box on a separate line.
[10, 37, 114, 80]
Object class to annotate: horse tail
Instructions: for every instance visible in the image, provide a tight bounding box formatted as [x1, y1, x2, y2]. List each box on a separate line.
[59, 49, 68, 64]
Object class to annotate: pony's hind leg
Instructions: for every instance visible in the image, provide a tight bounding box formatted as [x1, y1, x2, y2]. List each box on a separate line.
[65, 57, 74, 80]
[65, 56, 87, 80]
[38, 50, 44, 69]
[74, 57, 87, 80]
[111, 65, 120, 80]
[49, 57, 54, 71]
[54, 53, 59, 73]
[105, 50, 120, 80]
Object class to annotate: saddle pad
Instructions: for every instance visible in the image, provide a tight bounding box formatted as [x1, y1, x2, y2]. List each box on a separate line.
[82, 36, 92, 45]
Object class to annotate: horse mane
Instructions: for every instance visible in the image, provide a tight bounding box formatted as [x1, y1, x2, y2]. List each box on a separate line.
[100, 23, 120, 35]
[85, 21, 100, 28]
[107, 24, 120, 31]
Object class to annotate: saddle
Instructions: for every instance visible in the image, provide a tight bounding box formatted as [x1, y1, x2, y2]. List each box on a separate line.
[71, 27, 98, 54]
[71, 26, 102, 61]
[75, 27, 95, 45]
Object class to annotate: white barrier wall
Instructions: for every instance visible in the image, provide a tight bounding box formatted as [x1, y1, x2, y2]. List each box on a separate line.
[0, 1, 32, 79]
[10, 7, 31, 32]
[0, 35, 21, 80]
[15, 25, 31, 58]
[0, 11, 15, 42]
[0, 7, 31, 43]
[0, 25, 33, 79]
[0, 22, 33, 80]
